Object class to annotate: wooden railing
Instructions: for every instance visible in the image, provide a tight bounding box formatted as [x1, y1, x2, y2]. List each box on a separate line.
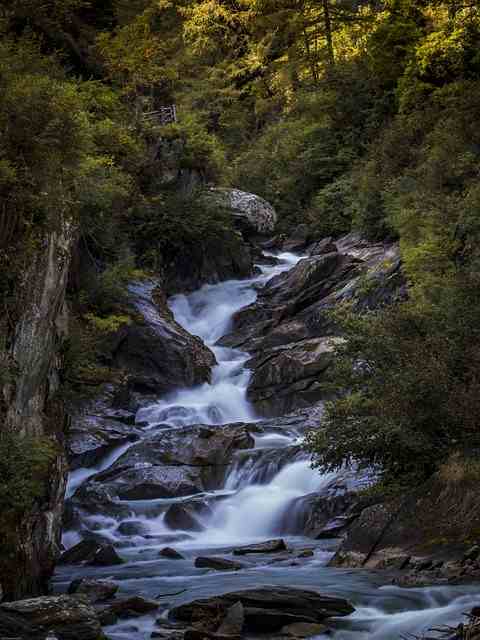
[141, 104, 177, 126]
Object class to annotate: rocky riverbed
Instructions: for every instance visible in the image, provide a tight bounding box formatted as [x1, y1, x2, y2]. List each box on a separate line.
[3, 232, 478, 640]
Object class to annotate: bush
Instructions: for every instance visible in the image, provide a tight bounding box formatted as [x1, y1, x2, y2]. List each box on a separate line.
[305, 276, 480, 485]
[0, 433, 57, 526]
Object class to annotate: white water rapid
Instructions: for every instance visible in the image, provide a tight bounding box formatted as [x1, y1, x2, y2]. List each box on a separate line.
[136, 252, 301, 428]
[57, 250, 480, 640]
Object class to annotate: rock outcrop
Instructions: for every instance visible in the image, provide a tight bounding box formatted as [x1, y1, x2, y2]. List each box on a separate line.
[0, 226, 75, 600]
[66, 423, 255, 534]
[330, 457, 480, 585]
[170, 587, 354, 634]
[108, 281, 216, 395]
[220, 233, 405, 416]
[207, 188, 278, 234]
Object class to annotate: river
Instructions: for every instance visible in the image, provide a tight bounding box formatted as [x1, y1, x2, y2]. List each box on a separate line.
[55, 252, 479, 639]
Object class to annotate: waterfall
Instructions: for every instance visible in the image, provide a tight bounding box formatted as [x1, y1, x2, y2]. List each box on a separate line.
[136, 253, 302, 428]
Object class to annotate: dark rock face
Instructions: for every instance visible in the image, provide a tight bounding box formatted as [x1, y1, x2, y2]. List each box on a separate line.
[170, 587, 355, 633]
[67, 411, 143, 470]
[0, 228, 74, 600]
[0, 595, 103, 640]
[164, 502, 209, 531]
[284, 467, 375, 539]
[162, 234, 255, 296]
[109, 282, 216, 395]
[219, 234, 405, 416]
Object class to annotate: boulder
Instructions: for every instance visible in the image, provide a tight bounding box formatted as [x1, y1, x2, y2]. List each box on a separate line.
[208, 188, 277, 233]
[117, 520, 150, 537]
[58, 540, 103, 565]
[107, 596, 160, 618]
[67, 578, 118, 602]
[77, 424, 254, 506]
[232, 539, 287, 555]
[67, 413, 142, 470]
[164, 503, 207, 532]
[217, 602, 244, 636]
[194, 557, 244, 571]
[89, 544, 124, 566]
[284, 467, 374, 539]
[0, 595, 103, 640]
[246, 337, 338, 416]
[170, 587, 354, 633]
[106, 282, 216, 395]
[159, 547, 185, 560]
[281, 622, 329, 638]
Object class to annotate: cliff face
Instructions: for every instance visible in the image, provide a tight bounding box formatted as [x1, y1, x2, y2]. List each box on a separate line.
[0, 225, 74, 600]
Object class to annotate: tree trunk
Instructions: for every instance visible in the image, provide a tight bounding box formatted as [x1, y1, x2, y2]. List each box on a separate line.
[322, 0, 335, 67]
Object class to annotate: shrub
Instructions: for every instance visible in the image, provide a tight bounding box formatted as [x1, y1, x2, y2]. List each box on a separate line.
[305, 276, 480, 485]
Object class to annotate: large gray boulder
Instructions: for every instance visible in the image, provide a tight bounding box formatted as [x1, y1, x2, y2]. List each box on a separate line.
[72, 423, 254, 508]
[209, 188, 277, 233]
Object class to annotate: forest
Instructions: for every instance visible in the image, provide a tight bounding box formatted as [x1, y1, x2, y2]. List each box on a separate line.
[1, 0, 480, 631]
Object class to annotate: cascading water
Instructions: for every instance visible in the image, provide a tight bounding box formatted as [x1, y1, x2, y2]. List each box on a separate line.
[136, 252, 301, 428]
[57, 250, 480, 640]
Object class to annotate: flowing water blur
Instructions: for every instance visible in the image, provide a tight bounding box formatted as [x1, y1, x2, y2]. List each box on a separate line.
[57, 252, 479, 639]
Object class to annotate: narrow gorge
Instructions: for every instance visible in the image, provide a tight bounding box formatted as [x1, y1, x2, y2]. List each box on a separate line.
[1, 2, 480, 638]
[42, 230, 480, 640]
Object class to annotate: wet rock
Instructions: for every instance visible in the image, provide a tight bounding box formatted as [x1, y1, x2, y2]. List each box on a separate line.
[297, 549, 314, 558]
[0, 595, 103, 640]
[78, 424, 254, 506]
[89, 544, 124, 567]
[108, 596, 160, 618]
[117, 520, 150, 537]
[164, 503, 207, 532]
[67, 413, 142, 470]
[281, 621, 329, 638]
[171, 587, 354, 633]
[217, 602, 244, 636]
[309, 237, 337, 256]
[152, 623, 186, 639]
[67, 578, 118, 602]
[232, 539, 287, 555]
[246, 337, 338, 416]
[218, 235, 404, 416]
[107, 282, 216, 395]
[59, 540, 103, 565]
[159, 547, 185, 560]
[285, 468, 374, 539]
[194, 557, 244, 571]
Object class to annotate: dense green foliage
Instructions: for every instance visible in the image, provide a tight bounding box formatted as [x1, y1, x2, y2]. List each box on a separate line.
[1, 0, 480, 490]
[306, 276, 480, 484]
[0, 432, 57, 542]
